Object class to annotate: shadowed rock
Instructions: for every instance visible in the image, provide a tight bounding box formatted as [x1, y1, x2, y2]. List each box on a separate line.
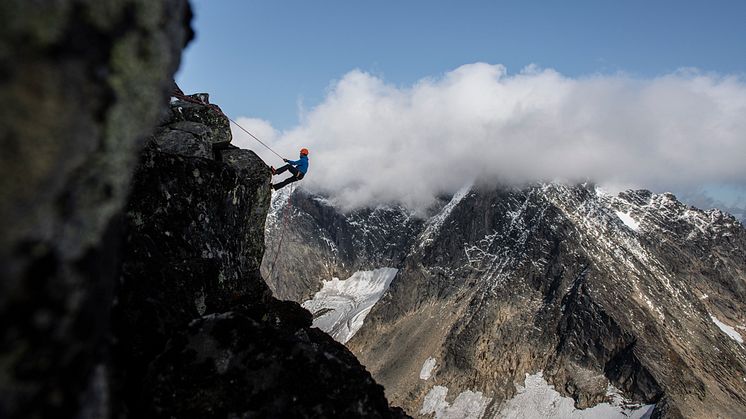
[113, 92, 409, 418]
[0, 1, 192, 417]
[0, 2, 409, 417]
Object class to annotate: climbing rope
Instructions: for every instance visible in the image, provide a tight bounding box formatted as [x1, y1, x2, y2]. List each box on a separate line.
[171, 89, 286, 162]
[226, 116, 286, 161]
[267, 184, 296, 282]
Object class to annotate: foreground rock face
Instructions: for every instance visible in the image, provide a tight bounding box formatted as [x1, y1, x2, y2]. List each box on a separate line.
[142, 305, 399, 417]
[113, 95, 408, 418]
[0, 1, 192, 417]
[266, 185, 746, 418]
[0, 1, 409, 416]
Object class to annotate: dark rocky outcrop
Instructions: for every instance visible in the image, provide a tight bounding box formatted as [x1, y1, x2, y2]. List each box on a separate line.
[113, 139, 272, 397]
[154, 93, 232, 158]
[0, 1, 192, 417]
[141, 303, 401, 418]
[112, 94, 408, 418]
[1, 2, 408, 417]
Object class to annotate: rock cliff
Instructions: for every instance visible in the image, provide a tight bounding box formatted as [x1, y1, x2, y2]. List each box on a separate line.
[113, 94, 407, 418]
[0, 2, 407, 417]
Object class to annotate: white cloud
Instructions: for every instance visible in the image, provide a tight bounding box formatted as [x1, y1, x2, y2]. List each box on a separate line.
[238, 63, 746, 211]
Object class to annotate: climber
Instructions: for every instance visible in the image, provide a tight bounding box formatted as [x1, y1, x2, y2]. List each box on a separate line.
[271, 148, 309, 190]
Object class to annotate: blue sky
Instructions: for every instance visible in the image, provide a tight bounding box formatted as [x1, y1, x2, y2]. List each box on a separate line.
[177, 0, 746, 129]
[176, 1, 746, 214]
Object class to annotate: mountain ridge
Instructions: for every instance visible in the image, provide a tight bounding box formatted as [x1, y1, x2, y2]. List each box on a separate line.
[264, 182, 746, 418]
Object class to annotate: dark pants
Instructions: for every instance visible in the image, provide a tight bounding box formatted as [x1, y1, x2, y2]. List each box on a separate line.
[273, 164, 305, 190]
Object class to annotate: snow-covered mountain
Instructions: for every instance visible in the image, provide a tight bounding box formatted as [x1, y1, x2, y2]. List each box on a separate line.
[262, 183, 746, 418]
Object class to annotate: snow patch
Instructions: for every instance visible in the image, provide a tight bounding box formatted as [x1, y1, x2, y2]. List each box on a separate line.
[267, 186, 293, 229]
[420, 182, 472, 247]
[420, 357, 437, 380]
[615, 211, 640, 231]
[496, 372, 654, 419]
[421, 385, 491, 419]
[302, 268, 398, 343]
[594, 186, 610, 197]
[710, 315, 744, 344]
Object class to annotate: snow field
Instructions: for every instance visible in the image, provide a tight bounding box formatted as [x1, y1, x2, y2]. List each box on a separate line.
[615, 211, 640, 231]
[420, 357, 438, 380]
[710, 315, 744, 344]
[302, 268, 398, 343]
[419, 372, 654, 419]
[496, 372, 654, 419]
[421, 386, 491, 419]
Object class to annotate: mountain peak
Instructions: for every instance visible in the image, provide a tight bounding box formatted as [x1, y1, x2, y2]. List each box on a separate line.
[266, 181, 746, 418]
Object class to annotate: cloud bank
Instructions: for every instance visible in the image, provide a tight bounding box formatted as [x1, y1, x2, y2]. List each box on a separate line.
[232, 63, 746, 211]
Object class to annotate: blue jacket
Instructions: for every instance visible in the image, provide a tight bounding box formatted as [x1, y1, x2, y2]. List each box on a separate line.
[287, 155, 309, 174]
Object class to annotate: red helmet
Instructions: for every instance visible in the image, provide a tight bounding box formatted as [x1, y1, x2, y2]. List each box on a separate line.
[300, 148, 309, 156]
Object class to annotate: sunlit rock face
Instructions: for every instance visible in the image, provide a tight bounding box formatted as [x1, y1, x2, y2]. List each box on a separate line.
[266, 184, 746, 418]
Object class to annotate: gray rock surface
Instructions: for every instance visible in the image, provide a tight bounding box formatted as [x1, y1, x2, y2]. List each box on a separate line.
[262, 188, 425, 302]
[154, 128, 213, 158]
[167, 93, 232, 146]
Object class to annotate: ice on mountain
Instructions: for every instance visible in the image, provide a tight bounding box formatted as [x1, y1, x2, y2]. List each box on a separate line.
[420, 182, 472, 248]
[267, 186, 293, 228]
[420, 357, 437, 380]
[710, 315, 744, 344]
[615, 211, 640, 231]
[420, 385, 491, 419]
[496, 372, 655, 419]
[302, 268, 398, 343]
[594, 185, 612, 198]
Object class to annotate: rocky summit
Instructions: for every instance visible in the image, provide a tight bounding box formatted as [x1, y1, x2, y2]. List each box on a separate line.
[264, 183, 746, 418]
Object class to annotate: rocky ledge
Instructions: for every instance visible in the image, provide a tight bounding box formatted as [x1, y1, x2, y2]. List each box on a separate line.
[112, 94, 408, 418]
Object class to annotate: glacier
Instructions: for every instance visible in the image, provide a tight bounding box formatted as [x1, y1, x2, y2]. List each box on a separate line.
[302, 268, 398, 343]
[496, 372, 655, 419]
